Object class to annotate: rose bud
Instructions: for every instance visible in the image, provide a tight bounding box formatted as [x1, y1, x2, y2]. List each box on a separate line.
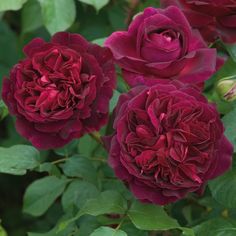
[217, 79, 236, 102]
[104, 81, 233, 205]
[105, 6, 217, 87]
[161, 0, 236, 44]
[2, 32, 116, 149]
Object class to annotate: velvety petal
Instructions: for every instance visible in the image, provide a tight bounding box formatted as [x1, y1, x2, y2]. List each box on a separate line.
[2, 77, 18, 115]
[51, 32, 89, 52]
[178, 48, 217, 83]
[23, 38, 46, 58]
[104, 81, 233, 206]
[216, 21, 236, 43]
[141, 33, 181, 62]
[105, 32, 139, 60]
[162, 0, 236, 43]
[207, 135, 233, 179]
[130, 179, 178, 205]
[16, 118, 72, 149]
[3, 32, 116, 149]
[128, 7, 158, 35]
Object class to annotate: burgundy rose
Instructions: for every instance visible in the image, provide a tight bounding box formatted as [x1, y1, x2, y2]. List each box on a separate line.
[104, 81, 233, 205]
[2, 32, 116, 149]
[105, 6, 217, 87]
[161, 0, 236, 43]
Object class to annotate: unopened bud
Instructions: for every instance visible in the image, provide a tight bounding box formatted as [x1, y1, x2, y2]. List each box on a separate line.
[217, 79, 236, 102]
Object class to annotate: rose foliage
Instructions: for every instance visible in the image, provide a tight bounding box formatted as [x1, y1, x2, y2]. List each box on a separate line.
[0, 1, 236, 236]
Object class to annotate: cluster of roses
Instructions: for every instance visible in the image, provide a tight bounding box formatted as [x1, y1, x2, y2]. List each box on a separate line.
[2, 1, 235, 205]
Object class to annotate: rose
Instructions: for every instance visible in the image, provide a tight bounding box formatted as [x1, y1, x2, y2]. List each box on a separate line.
[161, 0, 236, 43]
[105, 6, 217, 87]
[104, 81, 233, 205]
[2, 32, 116, 149]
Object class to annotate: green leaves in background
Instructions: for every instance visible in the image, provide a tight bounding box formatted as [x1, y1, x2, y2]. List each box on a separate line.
[194, 218, 236, 236]
[0, 100, 8, 121]
[0, 0, 27, 11]
[128, 201, 194, 236]
[225, 43, 236, 63]
[0, 224, 7, 236]
[79, 0, 109, 11]
[79, 190, 127, 216]
[222, 106, 236, 150]
[54, 139, 79, 157]
[38, 0, 76, 35]
[128, 201, 179, 230]
[92, 37, 107, 46]
[61, 155, 97, 184]
[0, 145, 40, 175]
[21, 0, 43, 33]
[209, 169, 236, 208]
[23, 176, 69, 216]
[61, 180, 99, 210]
[90, 226, 127, 236]
[110, 90, 121, 112]
[59, 190, 127, 231]
[0, 21, 19, 70]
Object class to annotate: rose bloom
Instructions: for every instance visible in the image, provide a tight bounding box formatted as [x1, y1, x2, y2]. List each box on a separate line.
[161, 0, 236, 43]
[2, 32, 116, 149]
[105, 6, 218, 87]
[104, 81, 233, 205]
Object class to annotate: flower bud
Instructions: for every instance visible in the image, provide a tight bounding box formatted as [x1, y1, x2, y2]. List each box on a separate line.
[217, 79, 236, 102]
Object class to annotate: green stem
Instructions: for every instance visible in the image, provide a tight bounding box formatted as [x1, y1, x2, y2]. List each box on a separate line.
[89, 131, 104, 145]
[51, 157, 68, 165]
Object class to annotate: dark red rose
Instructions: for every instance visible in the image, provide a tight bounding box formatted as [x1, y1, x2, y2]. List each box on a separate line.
[105, 6, 217, 87]
[2, 32, 116, 149]
[161, 0, 236, 43]
[104, 81, 233, 205]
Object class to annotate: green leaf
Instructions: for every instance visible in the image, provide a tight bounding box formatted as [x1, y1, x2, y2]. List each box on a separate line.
[222, 106, 236, 151]
[128, 201, 179, 231]
[194, 218, 236, 236]
[78, 135, 98, 157]
[0, 100, 8, 121]
[62, 180, 99, 211]
[0, 225, 7, 236]
[121, 223, 148, 236]
[23, 176, 69, 216]
[108, 2, 126, 30]
[0, 21, 19, 68]
[54, 139, 79, 157]
[38, 162, 61, 177]
[38, 0, 76, 35]
[209, 169, 236, 208]
[90, 226, 127, 236]
[225, 43, 236, 63]
[28, 213, 77, 236]
[22, 0, 43, 33]
[78, 0, 109, 11]
[0, 145, 40, 175]
[80, 190, 127, 216]
[92, 37, 107, 46]
[61, 155, 97, 184]
[109, 90, 121, 112]
[58, 190, 127, 231]
[0, 0, 28, 11]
